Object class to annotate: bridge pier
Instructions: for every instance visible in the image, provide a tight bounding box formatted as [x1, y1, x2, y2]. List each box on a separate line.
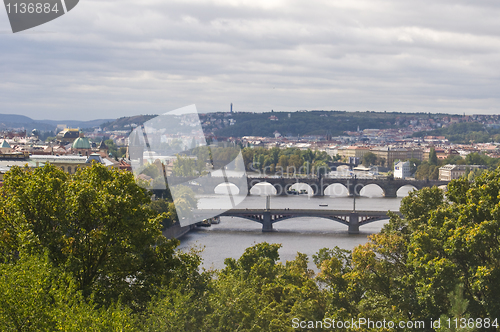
[312, 183, 324, 197]
[262, 211, 273, 232]
[348, 212, 359, 234]
[347, 184, 364, 197]
[273, 184, 288, 196]
[383, 187, 398, 198]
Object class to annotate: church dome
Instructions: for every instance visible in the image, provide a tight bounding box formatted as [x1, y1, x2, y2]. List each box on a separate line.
[72, 137, 91, 149]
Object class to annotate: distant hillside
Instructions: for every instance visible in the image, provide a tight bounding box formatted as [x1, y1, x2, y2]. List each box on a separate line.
[0, 114, 34, 124]
[214, 111, 399, 137]
[0, 114, 115, 132]
[100, 115, 158, 130]
[0, 114, 55, 131]
[413, 122, 500, 143]
[39, 118, 114, 129]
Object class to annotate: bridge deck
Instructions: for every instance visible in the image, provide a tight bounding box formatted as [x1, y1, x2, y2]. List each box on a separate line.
[195, 209, 400, 216]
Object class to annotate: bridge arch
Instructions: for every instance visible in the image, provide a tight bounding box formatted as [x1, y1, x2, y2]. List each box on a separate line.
[396, 185, 417, 197]
[359, 183, 385, 197]
[229, 214, 350, 226]
[217, 210, 397, 233]
[249, 181, 277, 195]
[323, 183, 349, 196]
[288, 183, 314, 196]
[214, 182, 240, 195]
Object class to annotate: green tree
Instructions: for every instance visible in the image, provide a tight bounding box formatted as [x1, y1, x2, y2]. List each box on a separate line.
[202, 243, 326, 332]
[333, 167, 500, 326]
[147, 198, 178, 229]
[313, 247, 362, 322]
[0, 253, 136, 332]
[415, 162, 430, 180]
[0, 164, 180, 311]
[170, 185, 198, 222]
[430, 164, 439, 179]
[172, 155, 197, 176]
[467, 168, 484, 182]
[408, 158, 421, 175]
[345, 187, 451, 324]
[312, 160, 330, 175]
[429, 147, 438, 165]
[362, 152, 378, 167]
[269, 146, 280, 165]
[242, 148, 255, 171]
[104, 139, 118, 158]
[415, 162, 439, 180]
[145, 247, 212, 332]
[465, 152, 487, 166]
[438, 284, 476, 332]
[288, 154, 304, 173]
[301, 149, 315, 164]
[138, 162, 161, 179]
[277, 155, 289, 173]
[442, 154, 464, 166]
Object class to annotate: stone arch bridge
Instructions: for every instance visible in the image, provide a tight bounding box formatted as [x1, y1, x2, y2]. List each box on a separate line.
[165, 176, 449, 198]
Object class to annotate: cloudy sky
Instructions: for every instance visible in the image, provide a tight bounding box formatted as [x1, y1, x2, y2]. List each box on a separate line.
[1, 0, 500, 120]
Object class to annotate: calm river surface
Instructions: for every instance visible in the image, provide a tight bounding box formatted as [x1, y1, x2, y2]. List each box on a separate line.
[177, 185, 414, 271]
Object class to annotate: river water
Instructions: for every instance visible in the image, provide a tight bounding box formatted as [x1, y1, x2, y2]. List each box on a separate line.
[177, 185, 414, 271]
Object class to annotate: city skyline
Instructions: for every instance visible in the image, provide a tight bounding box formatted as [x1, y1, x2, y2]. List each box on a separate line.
[1, 0, 500, 120]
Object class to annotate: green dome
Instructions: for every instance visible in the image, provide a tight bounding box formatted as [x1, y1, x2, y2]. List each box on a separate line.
[72, 137, 91, 149]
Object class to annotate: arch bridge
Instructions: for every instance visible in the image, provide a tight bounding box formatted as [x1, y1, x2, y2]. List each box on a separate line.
[165, 176, 449, 197]
[193, 208, 402, 234]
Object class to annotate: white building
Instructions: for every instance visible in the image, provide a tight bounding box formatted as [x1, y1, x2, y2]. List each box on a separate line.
[438, 164, 486, 181]
[394, 160, 411, 179]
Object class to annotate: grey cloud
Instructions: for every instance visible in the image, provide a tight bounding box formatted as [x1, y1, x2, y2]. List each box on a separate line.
[1, 0, 500, 119]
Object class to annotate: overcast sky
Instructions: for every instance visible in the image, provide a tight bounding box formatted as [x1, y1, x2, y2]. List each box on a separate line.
[1, 0, 500, 120]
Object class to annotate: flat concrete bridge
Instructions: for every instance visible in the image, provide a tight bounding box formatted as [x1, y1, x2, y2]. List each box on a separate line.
[193, 208, 402, 234]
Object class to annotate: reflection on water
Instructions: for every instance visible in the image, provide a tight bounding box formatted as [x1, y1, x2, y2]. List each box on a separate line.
[179, 186, 413, 270]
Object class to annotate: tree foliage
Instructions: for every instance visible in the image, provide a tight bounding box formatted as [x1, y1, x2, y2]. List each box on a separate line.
[362, 152, 378, 167]
[414, 162, 439, 180]
[0, 253, 136, 332]
[429, 147, 438, 165]
[145, 242, 326, 332]
[336, 168, 500, 327]
[244, 147, 331, 175]
[3, 162, 500, 330]
[215, 110, 401, 137]
[0, 164, 182, 310]
[413, 122, 496, 144]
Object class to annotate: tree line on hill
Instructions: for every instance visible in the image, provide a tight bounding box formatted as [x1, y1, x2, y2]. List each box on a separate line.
[1, 164, 500, 331]
[413, 122, 500, 144]
[215, 111, 405, 137]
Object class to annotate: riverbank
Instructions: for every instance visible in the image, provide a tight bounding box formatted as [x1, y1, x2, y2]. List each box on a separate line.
[163, 223, 194, 239]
